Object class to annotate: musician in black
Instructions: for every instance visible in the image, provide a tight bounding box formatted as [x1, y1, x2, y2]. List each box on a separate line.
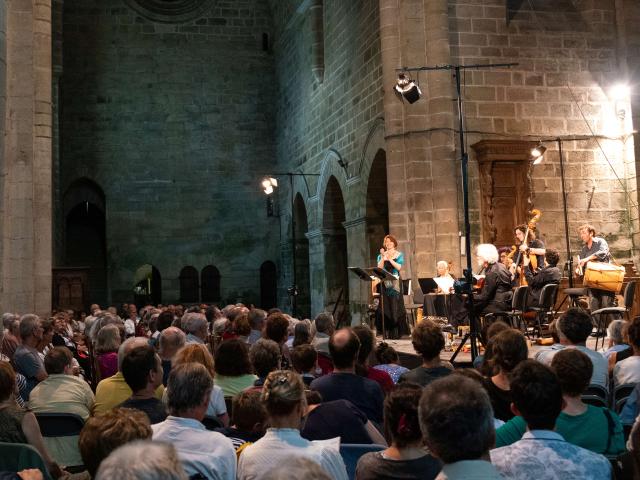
[473, 244, 513, 317]
[524, 248, 562, 308]
[576, 223, 614, 312]
[510, 224, 546, 280]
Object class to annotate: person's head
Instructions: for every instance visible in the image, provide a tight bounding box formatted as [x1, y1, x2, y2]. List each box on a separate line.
[231, 390, 267, 434]
[95, 440, 187, 480]
[249, 339, 282, 378]
[1, 313, 18, 333]
[40, 317, 54, 346]
[248, 308, 267, 332]
[0, 362, 16, 402]
[607, 319, 627, 346]
[411, 320, 444, 362]
[166, 362, 212, 418]
[551, 348, 592, 398]
[79, 408, 152, 477]
[475, 243, 499, 267]
[509, 360, 562, 430]
[235, 313, 252, 337]
[627, 317, 640, 350]
[579, 224, 596, 242]
[44, 347, 74, 375]
[375, 342, 399, 365]
[214, 338, 253, 377]
[384, 383, 424, 449]
[352, 324, 375, 366]
[514, 224, 536, 242]
[261, 370, 306, 419]
[292, 320, 312, 347]
[329, 328, 361, 369]
[545, 248, 560, 267]
[182, 312, 208, 340]
[265, 313, 289, 345]
[436, 260, 449, 277]
[159, 326, 186, 359]
[383, 235, 398, 250]
[291, 344, 317, 374]
[557, 308, 593, 345]
[489, 329, 528, 376]
[19, 314, 43, 343]
[156, 311, 174, 332]
[172, 343, 215, 377]
[117, 336, 152, 371]
[264, 457, 331, 480]
[121, 345, 163, 394]
[314, 312, 335, 336]
[96, 324, 122, 354]
[419, 375, 495, 464]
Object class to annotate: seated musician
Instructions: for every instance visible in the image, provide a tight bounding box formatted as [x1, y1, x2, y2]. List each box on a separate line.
[435, 260, 455, 294]
[576, 224, 614, 311]
[473, 244, 513, 320]
[523, 248, 562, 308]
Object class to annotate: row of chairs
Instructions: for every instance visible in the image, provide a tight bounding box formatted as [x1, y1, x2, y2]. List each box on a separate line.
[582, 383, 637, 414]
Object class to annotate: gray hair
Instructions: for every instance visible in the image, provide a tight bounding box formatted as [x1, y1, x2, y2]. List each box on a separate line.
[117, 337, 150, 371]
[95, 440, 187, 480]
[19, 314, 41, 341]
[476, 244, 499, 265]
[436, 260, 448, 271]
[314, 312, 334, 334]
[159, 327, 186, 357]
[2, 313, 18, 330]
[181, 312, 207, 335]
[96, 324, 122, 354]
[608, 319, 626, 345]
[419, 375, 495, 464]
[166, 363, 213, 415]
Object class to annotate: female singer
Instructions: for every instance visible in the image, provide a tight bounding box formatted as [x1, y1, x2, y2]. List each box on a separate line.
[375, 235, 408, 339]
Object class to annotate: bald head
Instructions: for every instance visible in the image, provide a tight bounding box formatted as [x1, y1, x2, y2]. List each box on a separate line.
[118, 337, 150, 371]
[329, 328, 360, 369]
[159, 327, 186, 359]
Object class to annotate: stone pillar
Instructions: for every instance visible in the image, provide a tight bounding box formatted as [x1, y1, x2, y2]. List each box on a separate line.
[1, 0, 53, 315]
[378, 0, 459, 281]
[343, 217, 368, 325]
[306, 229, 326, 317]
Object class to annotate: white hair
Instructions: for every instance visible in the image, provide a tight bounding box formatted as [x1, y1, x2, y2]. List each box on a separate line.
[476, 244, 499, 265]
[436, 260, 448, 270]
[95, 440, 187, 480]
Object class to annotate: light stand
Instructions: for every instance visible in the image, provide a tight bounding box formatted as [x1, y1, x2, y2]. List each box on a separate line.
[397, 62, 517, 362]
[557, 138, 574, 287]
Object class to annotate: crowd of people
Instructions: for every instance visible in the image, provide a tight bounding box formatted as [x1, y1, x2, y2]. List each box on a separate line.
[1, 302, 640, 479]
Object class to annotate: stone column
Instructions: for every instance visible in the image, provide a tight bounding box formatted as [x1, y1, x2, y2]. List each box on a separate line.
[343, 216, 368, 325]
[378, 0, 460, 281]
[1, 0, 53, 315]
[306, 228, 326, 317]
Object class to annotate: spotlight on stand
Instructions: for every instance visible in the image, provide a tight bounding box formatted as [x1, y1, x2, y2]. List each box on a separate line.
[394, 72, 422, 104]
[261, 177, 278, 195]
[529, 144, 547, 165]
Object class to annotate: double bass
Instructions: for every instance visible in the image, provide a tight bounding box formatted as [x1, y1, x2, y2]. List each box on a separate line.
[513, 209, 542, 286]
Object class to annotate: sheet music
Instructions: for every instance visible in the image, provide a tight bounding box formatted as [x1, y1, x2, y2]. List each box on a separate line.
[434, 276, 454, 293]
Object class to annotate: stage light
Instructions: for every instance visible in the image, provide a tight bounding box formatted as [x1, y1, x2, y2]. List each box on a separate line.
[610, 83, 630, 101]
[394, 73, 422, 104]
[264, 184, 274, 195]
[530, 144, 547, 164]
[261, 177, 279, 195]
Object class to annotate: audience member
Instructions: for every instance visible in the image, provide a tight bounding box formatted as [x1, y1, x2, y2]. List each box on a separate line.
[152, 363, 236, 479]
[182, 312, 209, 345]
[613, 316, 640, 387]
[13, 314, 47, 398]
[292, 320, 312, 348]
[312, 312, 335, 356]
[249, 339, 282, 388]
[214, 339, 258, 396]
[356, 383, 441, 480]
[419, 375, 502, 479]
[490, 360, 611, 479]
[353, 324, 393, 394]
[238, 370, 348, 480]
[372, 342, 408, 384]
[481, 328, 528, 422]
[214, 390, 267, 449]
[235, 313, 252, 342]
[35, 318, 54, 362]
[119, 344, 167, 424]
[264, 457, 331, 480]
[247, 309, 267, 345]
[95, 440, 187, 480]
[264, 313, 291, 368]
[1, 313, 20, 361]
[473, 321, 510, 374]
[79, 407, 152, 478]
[291, 344, 318, 385]
[95, 323, 122, 380]
[310, 328, 384, 424]
[399, 320, 451, 386]
[602, 319, 630, 360]
[159, 326, 186, 386]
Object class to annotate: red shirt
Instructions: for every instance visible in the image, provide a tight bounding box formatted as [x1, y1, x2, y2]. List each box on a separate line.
[367, 366, 394, 394]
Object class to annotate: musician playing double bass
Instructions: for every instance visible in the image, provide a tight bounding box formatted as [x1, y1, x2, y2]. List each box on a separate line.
[510, 224, 546, 281]
[576, 223, 614, 311]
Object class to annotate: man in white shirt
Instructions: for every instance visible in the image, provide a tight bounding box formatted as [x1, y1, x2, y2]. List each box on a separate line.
[613, 316, 640, 387]
[152, 362, 235, 480]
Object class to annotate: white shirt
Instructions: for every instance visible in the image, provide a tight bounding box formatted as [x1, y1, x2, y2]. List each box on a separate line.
[152, 416, 236, 480]
[613, 355, 640, 386]
[162, 385, 227, 419]
[238, 428, 347, 480]
[536, 345, 609, 390]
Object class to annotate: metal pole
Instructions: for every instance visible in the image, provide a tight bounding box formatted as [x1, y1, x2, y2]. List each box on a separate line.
[558, 138, 573, 287]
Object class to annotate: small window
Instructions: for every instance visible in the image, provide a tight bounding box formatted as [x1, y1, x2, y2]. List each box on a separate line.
[201, 265, 221, 303]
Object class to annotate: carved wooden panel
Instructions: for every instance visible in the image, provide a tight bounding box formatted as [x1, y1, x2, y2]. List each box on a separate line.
[53, 267, 89, 313]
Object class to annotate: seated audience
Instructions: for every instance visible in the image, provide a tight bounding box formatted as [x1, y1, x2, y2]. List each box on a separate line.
[235, 314, 252, 343]
[312, 312, 335, 356]
[29, 347, 95, 467]
[310, 328, 385, 425]
[490, 360, 611, 479]
[13, 314, 48, 399]
[302, 390, 386, 445]
[291, 320, 312, 348]
[356, 383, 441, 480]
[95, 323, 121, 380]
[182, 312, 209, 345]
[291, 344, 318, 386]
[249, 339, 282, 389]
[399, 320, 451, 386]
[152, 363, 236, 479]
[94, 337, 164, 414]
[171, 343, 228, 427]
[79, 407, 152, 478]
[620, 382, 640, 425]
[0, 362, 64, 479]
[264, 313, 291, 369]
[95, 440, 187, 480]
[265, 457, 331, 480]
[247, 309, 266, 345]
[353, 324, 393, 394]
[215, 390, 267, 449]
[373, 342, 408, 384]
[602, 319, 630, 361]
[35, 318, 54, 362]
[613, 316, 640, 387]
[213, 339, 258, 396]
[238, 370, 348, 480]
[119, 344, 167, 424]
[419, 375, 503, 479]
[158, 326, 186, 386]
[473, 321, 510, 373]
[1, 313, 20, 361]
[536, 308, 609, 389]
[481, 328, 528, 422]
[0, 323, 27, 406]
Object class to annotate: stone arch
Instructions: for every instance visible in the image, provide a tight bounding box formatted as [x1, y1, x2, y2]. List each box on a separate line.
[133, 264, 162, 306]
[365, 149, 390, 265]
[315, 148, 350, 227]
[179, 266, 199, 303]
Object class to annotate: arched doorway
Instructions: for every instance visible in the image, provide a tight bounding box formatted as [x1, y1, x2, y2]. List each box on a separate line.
[366, 149, 390, 264]
[260, 261, 278, 310]
[133, 264, 162, 307]
[63, 179, 107, 306]
[293, 194, 311, 319]
[179, 266, 199, 303]
[322, 176, 349, 325]
[201, 265, 221, 303]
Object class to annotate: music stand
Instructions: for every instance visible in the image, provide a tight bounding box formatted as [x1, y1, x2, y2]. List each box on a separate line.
[350, 267, 396, 340]
[418, 278, 438, 294]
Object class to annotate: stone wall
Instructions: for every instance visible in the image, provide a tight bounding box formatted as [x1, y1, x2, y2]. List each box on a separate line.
[59, 0, 279, 306]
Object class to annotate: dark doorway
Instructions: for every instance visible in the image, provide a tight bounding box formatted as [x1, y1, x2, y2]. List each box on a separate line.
[201, 265, 221, 303]
[293, 194, 311, 319]
[179, 266, 199, 303]
[133, 264, 162, 306]
[260, 261, 278, 310]
[323, 176, 349, 325]
[365, 149, 390, 266]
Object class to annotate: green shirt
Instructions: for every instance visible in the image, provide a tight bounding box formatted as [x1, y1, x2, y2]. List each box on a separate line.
[495, 405, 626, 455]
[214, 374, 258, 397]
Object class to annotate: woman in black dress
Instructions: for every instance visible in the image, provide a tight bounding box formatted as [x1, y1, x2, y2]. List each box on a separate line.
[375, 235, 408, 339]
